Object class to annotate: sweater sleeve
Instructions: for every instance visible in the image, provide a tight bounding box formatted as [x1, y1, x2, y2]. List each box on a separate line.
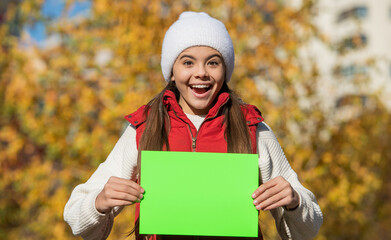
[64, 125, 139, 240]
[256, 122, 323, 240]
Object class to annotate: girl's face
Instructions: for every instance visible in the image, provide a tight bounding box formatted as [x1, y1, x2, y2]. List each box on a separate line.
[171, 46, 225, 115]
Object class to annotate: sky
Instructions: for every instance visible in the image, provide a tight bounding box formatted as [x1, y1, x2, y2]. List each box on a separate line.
[26, 0, 91, 44]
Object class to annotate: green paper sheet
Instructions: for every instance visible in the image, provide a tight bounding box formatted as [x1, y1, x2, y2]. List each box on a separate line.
[139, 151, 259, 237]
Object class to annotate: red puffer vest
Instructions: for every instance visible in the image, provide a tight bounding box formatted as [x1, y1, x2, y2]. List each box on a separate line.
[125, 90, 264, 240]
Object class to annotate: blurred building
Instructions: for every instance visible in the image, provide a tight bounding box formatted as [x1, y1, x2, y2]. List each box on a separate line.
[313, 0, 391, 115]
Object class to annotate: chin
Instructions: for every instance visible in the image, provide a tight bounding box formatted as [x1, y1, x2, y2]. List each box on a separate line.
[192, 102, 212, 112]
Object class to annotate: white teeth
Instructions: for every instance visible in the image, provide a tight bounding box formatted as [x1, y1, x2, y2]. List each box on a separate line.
[191, 84, 210, 88]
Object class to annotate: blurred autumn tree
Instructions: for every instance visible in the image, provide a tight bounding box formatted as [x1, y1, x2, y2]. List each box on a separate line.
[1, 0, 390, 239]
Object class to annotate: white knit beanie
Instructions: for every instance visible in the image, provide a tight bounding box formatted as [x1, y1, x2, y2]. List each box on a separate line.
[161, 11, 235, 82]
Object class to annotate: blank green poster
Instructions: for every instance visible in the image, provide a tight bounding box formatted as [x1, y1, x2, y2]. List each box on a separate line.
[139, 151, 259, 237]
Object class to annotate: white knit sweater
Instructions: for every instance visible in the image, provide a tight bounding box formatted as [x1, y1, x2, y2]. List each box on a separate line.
[63, 121, 323, 240]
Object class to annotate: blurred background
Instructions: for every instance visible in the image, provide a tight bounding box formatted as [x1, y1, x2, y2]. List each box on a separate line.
[1, 0, 390, 239]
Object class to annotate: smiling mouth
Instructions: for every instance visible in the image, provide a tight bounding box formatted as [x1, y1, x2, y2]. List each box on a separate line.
[190, 84, 211, 94]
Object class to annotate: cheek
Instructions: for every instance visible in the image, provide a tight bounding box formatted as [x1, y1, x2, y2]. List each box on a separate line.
[213, 70, 225, 83]
[175, 70, 192, 82]
[171, 65, 182, 81]
[210, 66, 225, 77]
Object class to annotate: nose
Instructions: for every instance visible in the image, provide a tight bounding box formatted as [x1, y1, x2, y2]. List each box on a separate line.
[194, 64, 209, 80]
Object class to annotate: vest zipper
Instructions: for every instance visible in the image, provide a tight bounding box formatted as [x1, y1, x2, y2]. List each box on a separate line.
[189, 97, 230, 152]
[172, 110, 197, 152]
[183, 121, 197, 152]
[173, 97, 230, 152]
[196, 96, 229, 139]
[192, 136, 197, 150]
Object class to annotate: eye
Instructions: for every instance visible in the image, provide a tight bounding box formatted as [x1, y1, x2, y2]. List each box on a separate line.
[208, 59, 220, 67]
[184, 61, 193, 65]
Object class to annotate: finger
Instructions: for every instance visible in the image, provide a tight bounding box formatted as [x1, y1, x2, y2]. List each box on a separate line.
[253, 183, 285, 205]
[264, 190, 294, 211]
[106, 199, 136, 209]
[253, 176, 287, 197]
[255, 187, 294, 211]
[254, 187, 285, 210]
[96, 186, 141, 214]
[104, 187, 143, 202]
[254, 186, 282, 205]
[118, 178, 144, 192]
[108, 177, 145, 193]
[111, 191, 141, 202]
[252, 180, 278, 199]
[256, 189, 290, 210]
[262, 198, 289, 211]
[106, 182, 144, 198]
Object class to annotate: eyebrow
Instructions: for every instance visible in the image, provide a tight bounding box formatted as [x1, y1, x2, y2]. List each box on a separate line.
[179, 54, 222, 61]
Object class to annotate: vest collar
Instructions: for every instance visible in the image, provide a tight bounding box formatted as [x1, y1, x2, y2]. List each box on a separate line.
[125, 90, 263, 127]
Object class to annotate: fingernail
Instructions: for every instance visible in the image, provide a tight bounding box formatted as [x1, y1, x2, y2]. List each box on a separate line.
[253, 200, 258, 205]
[139, 194, 144, 200]
[252, 193, 256, 198]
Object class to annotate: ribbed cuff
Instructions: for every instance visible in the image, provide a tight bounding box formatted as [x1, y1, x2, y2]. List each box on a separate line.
[81, 189, 108, 227]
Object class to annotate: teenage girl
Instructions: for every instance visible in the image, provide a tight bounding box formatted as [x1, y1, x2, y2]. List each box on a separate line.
[64, 11, 323, 240]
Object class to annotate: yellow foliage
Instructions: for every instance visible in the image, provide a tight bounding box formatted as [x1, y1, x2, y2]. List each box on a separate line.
[1, 0, 391, 239]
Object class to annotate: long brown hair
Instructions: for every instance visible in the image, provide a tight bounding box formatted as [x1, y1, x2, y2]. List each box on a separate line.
[129, 81, 253, 239]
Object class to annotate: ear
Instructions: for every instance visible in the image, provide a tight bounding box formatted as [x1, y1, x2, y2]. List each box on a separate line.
[170, 74, 175, 81]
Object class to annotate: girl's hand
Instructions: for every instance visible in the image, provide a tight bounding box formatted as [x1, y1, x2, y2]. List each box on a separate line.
[95, 176, 144, 214]
[252, 176, 299, 211]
